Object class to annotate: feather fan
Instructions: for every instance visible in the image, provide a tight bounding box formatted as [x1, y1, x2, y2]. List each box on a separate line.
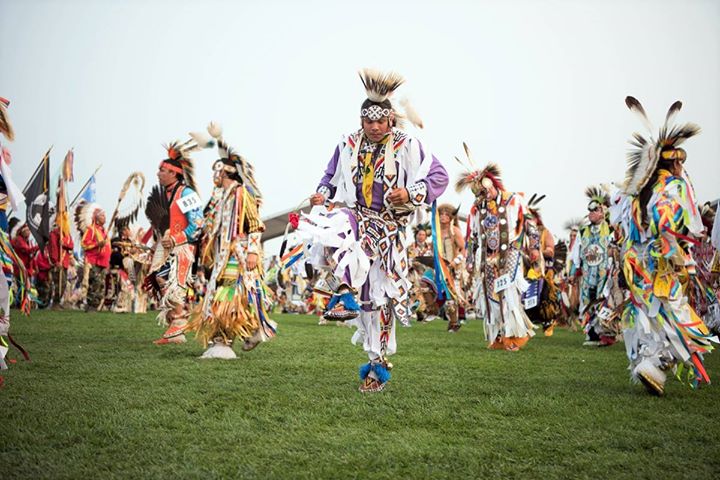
[145, 185, 170, 235]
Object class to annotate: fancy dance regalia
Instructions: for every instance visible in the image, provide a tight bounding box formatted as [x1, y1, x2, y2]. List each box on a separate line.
[145, 134, 209, 344]
[0, 96, 30, 370]
[75, 202, 111, 310]
[523, 194, 560, 336]
[0, 97, 24, 233]
[189, 123, 276, 359]
[570, 187, 618, 346]
[296, 69, 448, 392]
[686, 203, 720, 335]
[459, 159, 539, 351]
[610, 96, 718, 395]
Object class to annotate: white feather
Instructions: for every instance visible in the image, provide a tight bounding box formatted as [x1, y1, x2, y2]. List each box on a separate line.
[400, 97, 423, 129]
[207, 121, 223, 139]
[187, 131, 214, 151]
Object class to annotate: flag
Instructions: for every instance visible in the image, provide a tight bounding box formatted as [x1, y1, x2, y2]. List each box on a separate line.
[70, 173, 97, 258]
[56, 176, 71, 239]
[79, 175, 96, 203]
[24, 149, 51, 249]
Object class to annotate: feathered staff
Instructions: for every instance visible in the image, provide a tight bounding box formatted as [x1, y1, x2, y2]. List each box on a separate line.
[0, 96, 14, 141]
[107, 172, 146, 238]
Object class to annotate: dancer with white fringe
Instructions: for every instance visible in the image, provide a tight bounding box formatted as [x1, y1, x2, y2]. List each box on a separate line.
[458, 152, 539, 351]
[296, 69, 448, 392]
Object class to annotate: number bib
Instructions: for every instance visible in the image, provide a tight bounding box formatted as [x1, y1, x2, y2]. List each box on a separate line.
[597, 306, 613, 320]
[524, 296, 538, 309]
[494, 273, 512, 293]
[177, 192, 202, 213]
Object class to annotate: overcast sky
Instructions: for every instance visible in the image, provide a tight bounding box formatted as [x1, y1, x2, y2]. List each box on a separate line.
[2, 0, 718, 249]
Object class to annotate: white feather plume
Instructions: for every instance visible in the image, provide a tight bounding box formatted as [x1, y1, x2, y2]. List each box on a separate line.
[187, 131, 214, 152]
[625, 96, 654, 134]
[399, 97, 423, 129]
[207, 121, 223, 139]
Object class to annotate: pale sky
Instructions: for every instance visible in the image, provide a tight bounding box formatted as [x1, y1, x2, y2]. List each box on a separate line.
[2, 0, 719, 248]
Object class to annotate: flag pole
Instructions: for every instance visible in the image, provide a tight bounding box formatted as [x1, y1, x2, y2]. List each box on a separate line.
[21, 146, 52, 196]
[69, 164, 102, 208]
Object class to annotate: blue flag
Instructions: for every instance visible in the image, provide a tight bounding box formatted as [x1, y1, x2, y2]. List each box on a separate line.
[79, 175, 96, 203]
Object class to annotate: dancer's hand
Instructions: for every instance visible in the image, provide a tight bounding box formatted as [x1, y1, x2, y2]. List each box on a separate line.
[161, 232, 174, 249]
[247, 253, 258, 270]
[388, 187, 409, 205]
[310, 193, 325, 206]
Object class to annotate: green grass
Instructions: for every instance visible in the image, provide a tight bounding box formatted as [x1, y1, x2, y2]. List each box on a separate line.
[1, 310, 719, 479]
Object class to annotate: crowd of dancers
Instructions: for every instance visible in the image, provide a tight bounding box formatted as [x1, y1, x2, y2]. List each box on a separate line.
[0, 70, 718, 395]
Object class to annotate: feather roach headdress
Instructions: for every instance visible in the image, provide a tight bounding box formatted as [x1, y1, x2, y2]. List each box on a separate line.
[455, 142, 505, 197]
[0, 96, 14, 142]
[585, 185, 609, 211]
[207, 122, 262, 201]
[412, 222, 431, 236]
[564, 217, 585, 232]
[358, 68, 423, 130]
[160, 130, 215, 194]
[623, 96, 701, 195]
[74, 201, 104, 233]
[527, 193, 547, 226]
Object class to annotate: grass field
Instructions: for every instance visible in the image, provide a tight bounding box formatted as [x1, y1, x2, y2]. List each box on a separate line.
[1, 310, 719, 479]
